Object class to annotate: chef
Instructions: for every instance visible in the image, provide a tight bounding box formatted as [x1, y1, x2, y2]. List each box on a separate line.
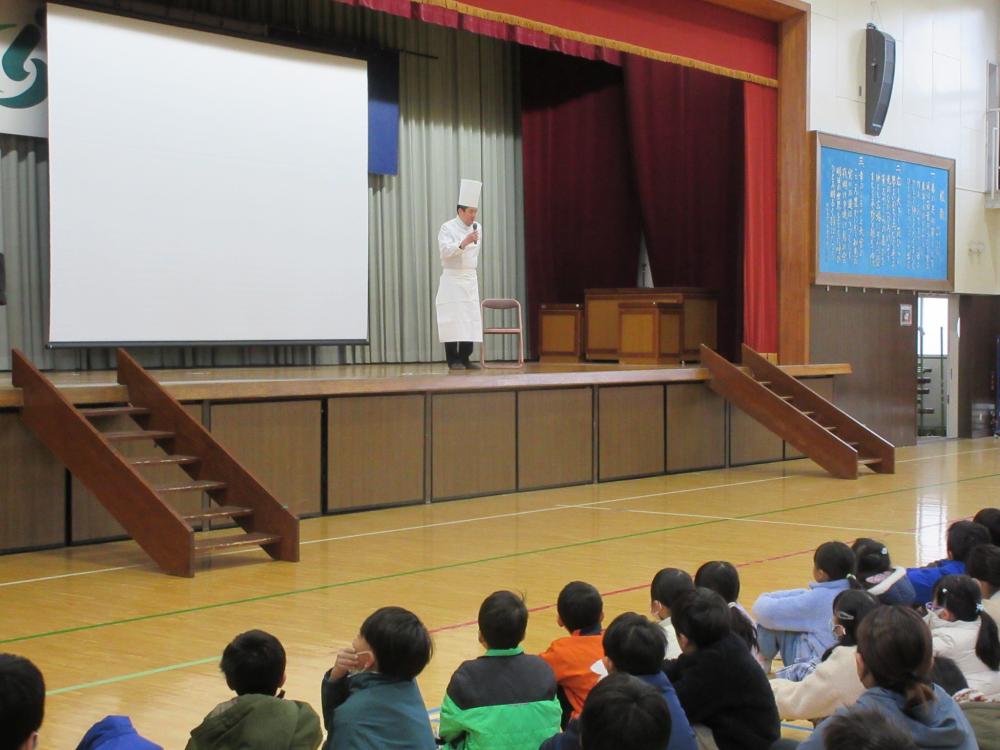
[435, 179, 483, 370]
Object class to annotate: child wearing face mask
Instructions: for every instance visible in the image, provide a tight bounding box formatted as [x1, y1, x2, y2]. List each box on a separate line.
[769, 590, 879, 722]
[926, 575, 1000, 699]
[649, 568, 695, 660]
[321, 607, 436, 750]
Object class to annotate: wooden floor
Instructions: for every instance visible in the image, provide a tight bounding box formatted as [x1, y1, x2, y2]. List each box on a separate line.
[2, 437, 997, 746]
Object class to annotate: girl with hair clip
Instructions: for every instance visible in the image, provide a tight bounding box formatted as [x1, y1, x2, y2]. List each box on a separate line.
[966, 544, 1000, 622]
[852, 538, 916, 605]
[927, 574, 1000, 698]
[693, 561, 762, 667]
[770, 590, 879, 722]
[798, 606, 976, 750]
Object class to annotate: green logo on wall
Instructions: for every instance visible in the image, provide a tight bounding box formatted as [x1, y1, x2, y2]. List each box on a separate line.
[0, 10, 46, 110]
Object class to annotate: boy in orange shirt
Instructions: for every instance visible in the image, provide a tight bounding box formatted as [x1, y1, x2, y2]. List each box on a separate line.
[539, 581, 605, 728]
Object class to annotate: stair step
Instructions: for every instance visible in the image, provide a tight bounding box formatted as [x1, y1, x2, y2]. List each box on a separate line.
[800, 410, 816, 417]
[79, 406, 151, 418]
[822, 425, 838, 431]
[859, 457, 883, 466]
[755, 380, 771, 386]
[194, 531, 280, 554]
[778, 394, 795, 401]
[845, 441, 860, 447]
[183, 505, 253, 523]
[128, 455, 200, 467]
[104, 430, 175, 442]
[483, 327, 522, 334]
[154, 480, 226, 494]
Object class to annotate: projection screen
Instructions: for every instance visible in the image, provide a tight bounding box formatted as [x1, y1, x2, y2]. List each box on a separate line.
[47, 4, 369, 345]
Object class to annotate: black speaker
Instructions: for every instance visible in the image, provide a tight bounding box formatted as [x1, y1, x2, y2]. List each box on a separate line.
[865, 23, 896, 136]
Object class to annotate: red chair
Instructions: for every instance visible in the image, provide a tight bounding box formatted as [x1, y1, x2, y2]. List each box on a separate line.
[480, 298, 525, 369]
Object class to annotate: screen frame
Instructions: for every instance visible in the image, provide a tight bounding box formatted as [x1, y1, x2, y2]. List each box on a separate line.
[813, 131, 955, 293]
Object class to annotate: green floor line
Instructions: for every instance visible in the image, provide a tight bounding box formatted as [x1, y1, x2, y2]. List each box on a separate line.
[46, 656, 218, 696]
[5, 469, 998, 647]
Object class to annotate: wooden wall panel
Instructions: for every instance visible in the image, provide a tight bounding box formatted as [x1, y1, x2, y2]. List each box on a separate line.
[785, 377, 834, 459]
[518, 388, 593, 490]
[328, 395, 424, 510]
[958, 295, 1000, 438]
[599, 385, 665, 480]
[810, 287, 917, 447]
[211, 400, 321, 518]
[0, 411, 65, 551]
[432, 392, 516, 500]
[71, 404, 204, 543]
[666, 384, 725, 472]
[729, 401, 784, 465]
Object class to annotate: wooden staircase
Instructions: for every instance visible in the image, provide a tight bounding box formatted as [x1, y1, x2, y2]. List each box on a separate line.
[701, 344, 894, 479]
[12, 349, 299, 576]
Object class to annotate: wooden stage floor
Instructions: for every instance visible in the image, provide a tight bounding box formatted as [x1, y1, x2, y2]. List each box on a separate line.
[0, 360, 849, 406]
[0, 437, 995, 746]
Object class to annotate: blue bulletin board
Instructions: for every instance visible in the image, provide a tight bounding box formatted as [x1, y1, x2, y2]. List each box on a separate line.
[815, 133, 954, 291]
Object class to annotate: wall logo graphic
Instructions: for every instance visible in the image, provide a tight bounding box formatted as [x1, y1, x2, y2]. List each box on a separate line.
[0, 2, 47, 138]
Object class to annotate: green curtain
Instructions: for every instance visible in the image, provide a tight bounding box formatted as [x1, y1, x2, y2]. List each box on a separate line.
[0, 0, 525, 370]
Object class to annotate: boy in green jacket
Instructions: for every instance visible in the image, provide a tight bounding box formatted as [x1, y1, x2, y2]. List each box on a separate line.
[186, 630, 321, 750]
[439, 590, 561, 749]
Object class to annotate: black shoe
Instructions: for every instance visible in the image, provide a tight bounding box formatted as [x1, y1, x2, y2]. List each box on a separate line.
[463, 361, 481, 370]
[448, 361, 465, 371]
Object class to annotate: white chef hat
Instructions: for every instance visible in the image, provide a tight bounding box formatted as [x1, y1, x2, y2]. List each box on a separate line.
[458, 179, 482, 209]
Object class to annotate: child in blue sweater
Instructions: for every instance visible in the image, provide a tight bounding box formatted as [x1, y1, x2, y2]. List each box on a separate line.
[752, 541, 855, 676]
[906, 520, 991, 605]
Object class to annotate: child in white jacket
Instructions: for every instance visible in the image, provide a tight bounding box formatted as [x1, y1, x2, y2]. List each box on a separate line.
[770, 589, 879, 721]
[927, 574, 1000, 699]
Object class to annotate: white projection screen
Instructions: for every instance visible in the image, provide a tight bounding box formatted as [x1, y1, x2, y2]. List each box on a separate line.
[47, 4, 369, 345]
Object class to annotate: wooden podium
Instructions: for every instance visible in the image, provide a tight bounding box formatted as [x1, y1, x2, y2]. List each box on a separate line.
[584, 288, 717, 362]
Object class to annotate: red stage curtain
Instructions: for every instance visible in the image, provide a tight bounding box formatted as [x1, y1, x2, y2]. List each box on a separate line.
[743, 82, 779, 353]
[622, 55, 745, 359]
[521, 48, 642, 355]
[332, 0, 777, 82]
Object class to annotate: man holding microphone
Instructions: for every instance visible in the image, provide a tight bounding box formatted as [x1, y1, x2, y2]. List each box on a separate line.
[435, 179, 483, 370]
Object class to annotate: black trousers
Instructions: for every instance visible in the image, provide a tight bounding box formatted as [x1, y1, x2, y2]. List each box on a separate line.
[444, 341, 473, 364]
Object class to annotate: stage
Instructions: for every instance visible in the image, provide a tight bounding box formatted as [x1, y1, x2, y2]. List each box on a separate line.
[0, 360, 849, 555]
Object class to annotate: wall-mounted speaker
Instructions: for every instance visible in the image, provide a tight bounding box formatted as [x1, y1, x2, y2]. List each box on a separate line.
[866, 23, 896, 136]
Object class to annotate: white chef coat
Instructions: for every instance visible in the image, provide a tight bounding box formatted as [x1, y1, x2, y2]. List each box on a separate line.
[435, 216, 483, 343]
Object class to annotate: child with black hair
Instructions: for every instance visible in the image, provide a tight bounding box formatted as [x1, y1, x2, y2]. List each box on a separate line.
[693, 561, 760, 661]
[439, 591, 560, 749]
[187, 630, 321, 750]
[798, 606, 976, 750]
[967, 544, 1000, 622]
[819, 706, 918, 750]
[0, 653, 45, 750]
[927, 574, 1000, 698]
[539, 581, 605, 726]
[928, 656, 1000, 750]
[541, 612, 696, 750]
[906, 520, 991, 605]
[769, 589, 879, 721]
[321, 607, 435, 750]
[852, 538, 916, 605]
[974, 508, 1000, 546]
[664, 589, 780, 750]
[578, 673, 673, 750]
[650, 568, 694, 659]
[752, 541, 857, 675]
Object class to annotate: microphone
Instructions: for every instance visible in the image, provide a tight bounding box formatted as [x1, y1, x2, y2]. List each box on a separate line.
[473, 222, 478, 232]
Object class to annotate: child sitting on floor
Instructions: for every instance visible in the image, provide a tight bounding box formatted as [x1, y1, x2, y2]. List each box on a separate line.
[769, 589, 879, 722]
[650, 568, 694, 660]
[906, 520, 991, 605]
[694, 561, 759, 662]
[321, 607, 436, 750]
[852, 538, 915, 605]
[664, 589, 780, 750]
[539, 581, 605, 727]
[439, 590, 561, 749]
[186, 629, 321, 750]
[752, 541, 856, 676]
[927, 574, 1000, 699]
